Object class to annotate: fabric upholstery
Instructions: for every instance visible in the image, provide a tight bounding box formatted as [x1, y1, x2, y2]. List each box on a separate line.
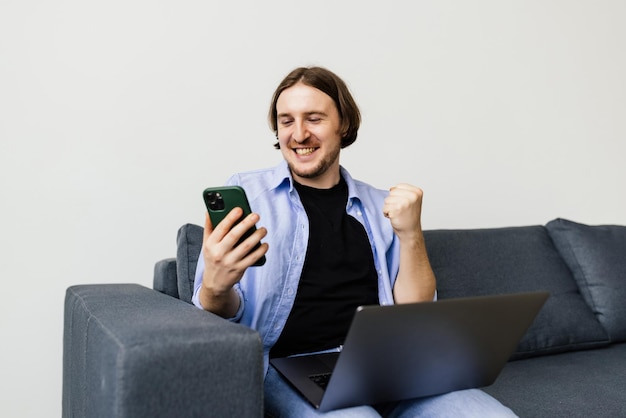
[176, 223, 204, 303]
[546, 218, 626, 342]
[424, 225, 609, 359]
[65, 218, 626, 417]
[484, 343, 626, 417]
[63, 284, 264, 418]
[153, 257, 178, 299]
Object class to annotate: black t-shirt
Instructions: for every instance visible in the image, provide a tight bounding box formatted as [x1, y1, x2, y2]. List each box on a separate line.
[270, 177, 379, 358]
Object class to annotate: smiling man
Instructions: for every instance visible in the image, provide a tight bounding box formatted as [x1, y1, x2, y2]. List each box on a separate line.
[192, 67, 516, 417]
[273, 78, 347, 188]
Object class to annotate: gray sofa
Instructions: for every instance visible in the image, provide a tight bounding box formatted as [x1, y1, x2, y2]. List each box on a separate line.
[63, 218, 626, 417]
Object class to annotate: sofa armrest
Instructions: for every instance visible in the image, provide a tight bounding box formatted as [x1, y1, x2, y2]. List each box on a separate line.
[153, 257, 179, 299]
[63, 284, 263, 418]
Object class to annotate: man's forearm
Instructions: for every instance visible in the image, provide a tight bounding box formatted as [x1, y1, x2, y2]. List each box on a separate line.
[393, 236, 437, 303]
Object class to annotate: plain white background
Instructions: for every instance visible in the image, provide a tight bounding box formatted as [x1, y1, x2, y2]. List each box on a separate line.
[1, 1, 625, 416]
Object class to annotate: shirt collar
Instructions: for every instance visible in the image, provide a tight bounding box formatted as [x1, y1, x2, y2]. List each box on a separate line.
[269, 160, 362, 204]
[269, 160, 293, 192]
[339, 166, 361, 204]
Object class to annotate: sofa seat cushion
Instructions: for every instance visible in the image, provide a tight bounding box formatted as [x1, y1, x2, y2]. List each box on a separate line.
[546, 218, 626, 342]
[424, 225, 609, 359]
[483, 343, 626, 417]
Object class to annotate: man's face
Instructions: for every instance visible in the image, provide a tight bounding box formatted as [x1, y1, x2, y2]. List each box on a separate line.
[276, 82, 343, 189]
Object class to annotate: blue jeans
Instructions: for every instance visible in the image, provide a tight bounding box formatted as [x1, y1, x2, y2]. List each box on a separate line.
[264, 365, 517, 417]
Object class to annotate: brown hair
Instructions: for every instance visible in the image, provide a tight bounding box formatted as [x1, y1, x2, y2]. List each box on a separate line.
[269, 66, 361, 149]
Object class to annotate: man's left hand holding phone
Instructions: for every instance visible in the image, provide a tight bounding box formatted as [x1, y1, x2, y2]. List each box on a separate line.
[198, 186, 269, 317]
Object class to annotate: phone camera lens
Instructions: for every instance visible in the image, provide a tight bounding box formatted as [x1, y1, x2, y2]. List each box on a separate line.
[207, 192, 225, 211]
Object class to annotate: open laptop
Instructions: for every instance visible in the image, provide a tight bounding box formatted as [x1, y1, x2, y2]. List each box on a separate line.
[270, 291, 548, 412]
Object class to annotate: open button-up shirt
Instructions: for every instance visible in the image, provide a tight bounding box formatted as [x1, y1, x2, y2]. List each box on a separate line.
[193, 161, 401, 374]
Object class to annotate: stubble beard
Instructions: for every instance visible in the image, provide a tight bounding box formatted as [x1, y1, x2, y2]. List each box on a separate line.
[288, 145, 341, 180]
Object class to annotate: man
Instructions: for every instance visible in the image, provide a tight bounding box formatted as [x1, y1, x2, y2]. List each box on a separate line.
[193, 66, 516, 417]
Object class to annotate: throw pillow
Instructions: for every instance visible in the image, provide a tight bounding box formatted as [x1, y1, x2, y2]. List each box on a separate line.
[546, 218, 626, 342]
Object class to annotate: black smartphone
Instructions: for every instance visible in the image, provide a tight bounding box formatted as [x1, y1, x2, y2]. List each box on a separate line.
[203, 186, 266, 266]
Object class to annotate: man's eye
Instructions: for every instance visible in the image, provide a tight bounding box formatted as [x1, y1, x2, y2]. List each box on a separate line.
[280, 119, 293, 126]
[308, 117, 321, 123]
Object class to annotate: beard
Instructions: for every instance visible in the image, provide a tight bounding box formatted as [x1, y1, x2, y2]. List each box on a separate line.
[287, 144, 341, 180]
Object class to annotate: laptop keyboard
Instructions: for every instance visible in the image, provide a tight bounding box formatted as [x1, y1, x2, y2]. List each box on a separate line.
[309, 373, 332, 389]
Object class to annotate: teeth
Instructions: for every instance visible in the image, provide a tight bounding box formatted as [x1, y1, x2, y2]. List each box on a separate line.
[295, 148, 315, 156]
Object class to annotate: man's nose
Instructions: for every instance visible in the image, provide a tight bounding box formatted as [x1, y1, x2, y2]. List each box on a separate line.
[293, 121, 310, 142]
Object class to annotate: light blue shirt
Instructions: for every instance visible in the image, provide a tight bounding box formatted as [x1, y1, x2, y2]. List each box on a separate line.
[193, 161, 402, 372]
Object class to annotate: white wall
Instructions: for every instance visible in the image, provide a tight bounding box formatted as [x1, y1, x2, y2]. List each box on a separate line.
[1, 1, 625, 416]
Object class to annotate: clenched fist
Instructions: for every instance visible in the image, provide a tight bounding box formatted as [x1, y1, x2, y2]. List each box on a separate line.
[383, 183, 424, 241]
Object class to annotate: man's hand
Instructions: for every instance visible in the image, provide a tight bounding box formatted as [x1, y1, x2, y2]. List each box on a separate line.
[384, 183, 436, 304]
[383, 183, 424, 240]
[199, 207, 268, 317]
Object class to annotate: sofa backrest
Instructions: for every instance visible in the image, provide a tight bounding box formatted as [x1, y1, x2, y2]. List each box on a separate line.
[156, 218, 626, 357]
[423, 223, 611, 359]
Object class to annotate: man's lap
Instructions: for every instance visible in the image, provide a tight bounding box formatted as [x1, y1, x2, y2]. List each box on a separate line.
[264, 365, 517, 417]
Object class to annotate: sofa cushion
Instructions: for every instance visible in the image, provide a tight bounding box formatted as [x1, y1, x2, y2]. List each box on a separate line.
[424, 225, 609, 359]
[176, 223, 204, 304]
[546, 218, 626, 342]
[484, 343, 626, 417]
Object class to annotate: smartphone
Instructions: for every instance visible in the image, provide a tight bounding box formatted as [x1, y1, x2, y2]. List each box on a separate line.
[203, 186, 266, 266]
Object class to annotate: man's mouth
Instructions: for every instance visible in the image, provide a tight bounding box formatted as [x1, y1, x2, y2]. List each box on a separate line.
[294, 147, 316, 156]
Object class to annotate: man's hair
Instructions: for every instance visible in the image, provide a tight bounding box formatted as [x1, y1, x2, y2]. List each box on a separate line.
[268, 66, 361, 149]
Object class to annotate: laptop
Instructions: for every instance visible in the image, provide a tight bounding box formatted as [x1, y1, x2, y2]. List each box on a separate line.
[270, 291, 548, 412]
